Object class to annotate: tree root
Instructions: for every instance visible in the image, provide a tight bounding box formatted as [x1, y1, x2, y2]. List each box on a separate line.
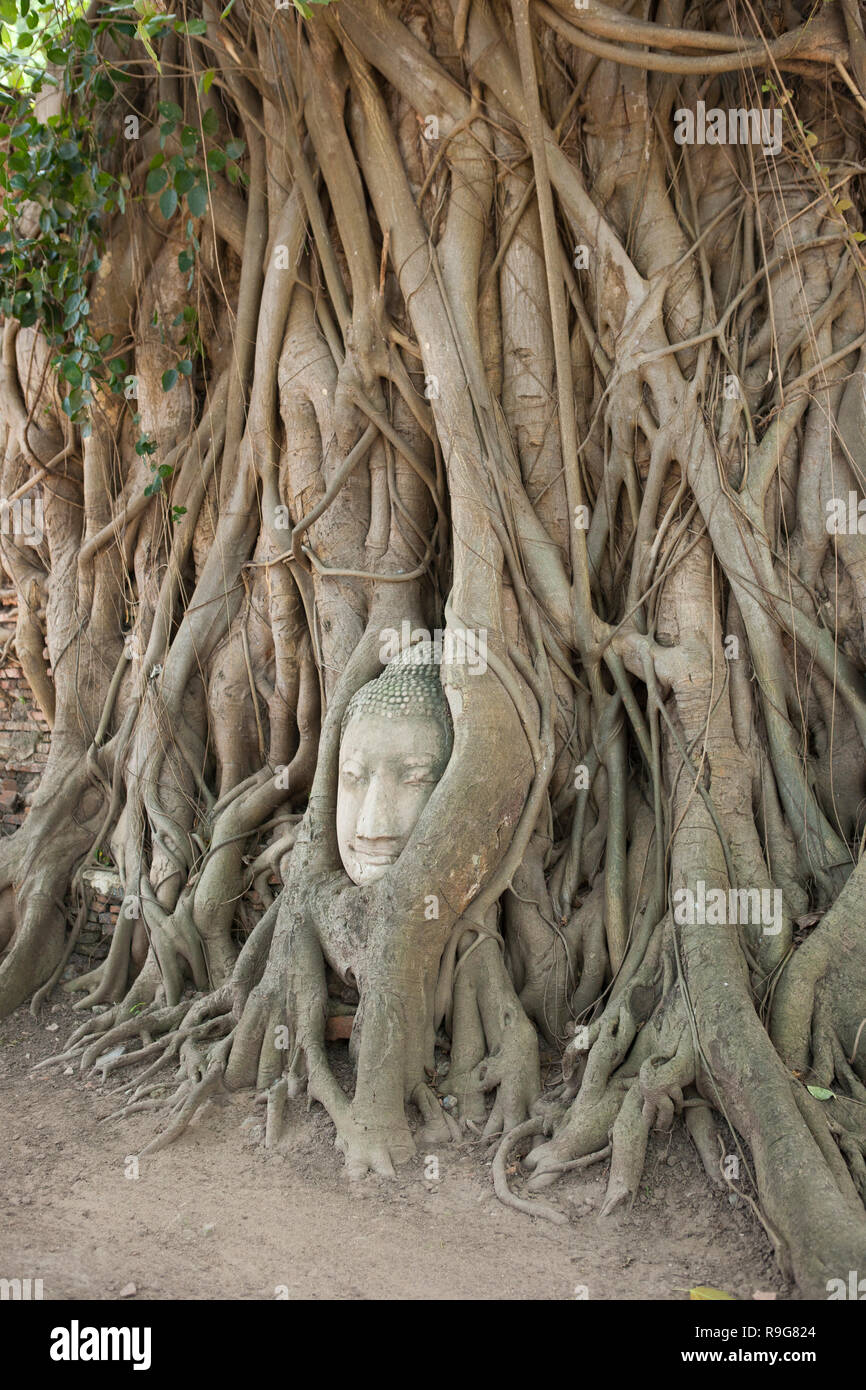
[492, 1118, 569, 1225]
[137, 1053, 229, 1157]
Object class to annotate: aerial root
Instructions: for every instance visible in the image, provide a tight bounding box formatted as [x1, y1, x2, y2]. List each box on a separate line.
[837, 1133, 866, 1197]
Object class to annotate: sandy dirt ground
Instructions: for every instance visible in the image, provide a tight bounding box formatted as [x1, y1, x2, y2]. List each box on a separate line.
[0, 996, 792, 1301]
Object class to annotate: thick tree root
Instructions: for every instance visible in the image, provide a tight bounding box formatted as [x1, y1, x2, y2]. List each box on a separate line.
[491, 1118, 568, 1225]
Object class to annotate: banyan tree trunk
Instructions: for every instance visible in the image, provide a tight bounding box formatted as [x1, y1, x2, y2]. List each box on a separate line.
[1, 0, 866, 1298]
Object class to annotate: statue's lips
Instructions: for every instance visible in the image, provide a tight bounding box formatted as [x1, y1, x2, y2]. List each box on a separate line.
[350, 842, 404, 866]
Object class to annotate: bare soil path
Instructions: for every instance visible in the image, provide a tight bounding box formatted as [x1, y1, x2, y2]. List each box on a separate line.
[0, 998, 789, 1301]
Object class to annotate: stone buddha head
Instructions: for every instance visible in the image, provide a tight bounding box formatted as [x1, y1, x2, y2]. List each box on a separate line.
[337, 641, 453, 885]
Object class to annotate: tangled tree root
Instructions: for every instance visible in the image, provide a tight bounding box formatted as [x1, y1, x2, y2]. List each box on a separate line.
[6, 0, 866, 1300]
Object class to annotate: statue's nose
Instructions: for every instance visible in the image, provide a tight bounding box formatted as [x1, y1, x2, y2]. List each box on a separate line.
[356, 775, 396, 842]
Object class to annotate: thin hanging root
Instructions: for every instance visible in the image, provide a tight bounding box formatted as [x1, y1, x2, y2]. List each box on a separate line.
[492, 1118, 569, 1225]
[838, 1135, 866, 1198]
[137, 1059, 227, 1158]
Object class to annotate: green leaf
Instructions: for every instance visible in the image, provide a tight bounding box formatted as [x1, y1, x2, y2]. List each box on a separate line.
[158, 101, 183, 122]
[177, 358, 192, 376]
[157, 463, 174, 478]
[161, 367, 178, 392]
[224, 139, 245, 161]
[200, 69, 215, 95]
[0, 0, 17, 22]
[72, 18, 91, 48]
[93, 74, 115, 102]
[62, 386, 84, 417]
[806, 1085, 835, 1101]
[178, 249, 194, 273]
[62, 359, 82, 387]
[201, 108, 219, 138]
[206, 148, 226, 172]
[146, 167, 167, 195]
[186, 181, 207, 218]
[159, 186, 178, 219]
[175, 17, 207, 34]
[174, 167, 195, 195]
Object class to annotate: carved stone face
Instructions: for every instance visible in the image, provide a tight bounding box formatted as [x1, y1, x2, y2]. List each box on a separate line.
[337, 711, 451, 885]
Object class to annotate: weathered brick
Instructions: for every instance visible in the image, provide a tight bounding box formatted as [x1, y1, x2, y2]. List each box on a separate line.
[324, 1014, 355, 1041]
